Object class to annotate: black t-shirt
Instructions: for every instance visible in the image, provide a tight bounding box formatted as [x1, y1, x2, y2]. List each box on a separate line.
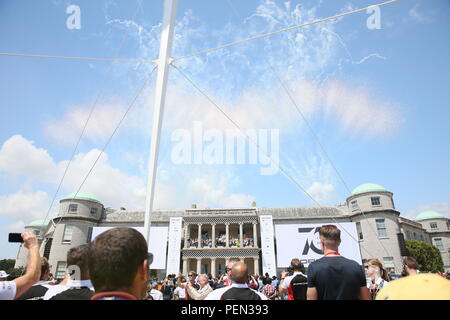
[307, 256, 366, 300]
[221, 287, 263, 300]
[50, 287, 94, 300]
[16, 284, 49, 300]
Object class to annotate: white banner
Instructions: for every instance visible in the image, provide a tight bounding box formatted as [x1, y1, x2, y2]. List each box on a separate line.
[275, 222, 362, 268]
[259, 215, 277, 277]
[166, 218, 183, 275]
[91, 226, 168, 270]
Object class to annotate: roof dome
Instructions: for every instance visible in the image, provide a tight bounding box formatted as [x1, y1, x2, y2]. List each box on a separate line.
[351, 183, 387, 195]
[61, 192, 101, 203]
[27, 220, 50, 228]
[415, 211, 446, 221]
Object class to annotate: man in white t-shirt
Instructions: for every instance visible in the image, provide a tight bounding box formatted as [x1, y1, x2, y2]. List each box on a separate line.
[147, 284, 163, 300]
[0, 232, 41, 300]
[173, 284, 186, 300]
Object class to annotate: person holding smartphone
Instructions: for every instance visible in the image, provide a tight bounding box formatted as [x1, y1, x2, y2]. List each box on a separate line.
[0, 232, 41, 300]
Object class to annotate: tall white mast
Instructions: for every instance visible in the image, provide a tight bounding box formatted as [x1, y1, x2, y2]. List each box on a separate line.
[144, 0, 178, 244]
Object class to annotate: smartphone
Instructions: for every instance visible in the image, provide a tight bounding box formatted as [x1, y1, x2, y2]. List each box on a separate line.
[8, 233, 23, 243]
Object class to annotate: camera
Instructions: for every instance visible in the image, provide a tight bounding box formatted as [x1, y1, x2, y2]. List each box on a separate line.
[8, 233, 23, 243]
[287, 266, 294, 276]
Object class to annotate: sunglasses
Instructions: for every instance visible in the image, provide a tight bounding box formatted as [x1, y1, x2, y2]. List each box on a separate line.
[147, 252, 154, 265]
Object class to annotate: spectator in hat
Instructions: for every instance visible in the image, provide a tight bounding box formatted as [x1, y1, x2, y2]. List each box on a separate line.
[0, 232, 41, 300]
[0, 271, 9, 281]
[89, 227, 152, 300]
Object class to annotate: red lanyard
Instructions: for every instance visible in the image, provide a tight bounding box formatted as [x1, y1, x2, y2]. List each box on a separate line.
[324, 251, 340, 256]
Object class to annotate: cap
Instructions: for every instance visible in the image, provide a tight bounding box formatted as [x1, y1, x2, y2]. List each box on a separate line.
[0, 270, 9, 278]
[376, 273, 450, 300]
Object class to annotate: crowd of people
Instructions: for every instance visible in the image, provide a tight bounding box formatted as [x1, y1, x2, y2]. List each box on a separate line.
[186, 237, 254, 248]
[1, 225, 449, 300]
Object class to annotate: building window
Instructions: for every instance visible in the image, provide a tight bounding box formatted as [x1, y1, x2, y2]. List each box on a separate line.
[351, 200, 359, 211]
[420, 234, 424, 241]
[33, 230, 40, 236]
[391, 198, 395, 209]
[55, 261, 67, 280]
[62, 225, 74, 244]
[413, 232, 417, 240]
[376, 219, 387, 237]
[356, 222, 363, 240]
[383, 257, 394, 269]
[371, 197, 381, 206]
[434, 238, 444, 252]
[90, 207, 98, 216]
[430, 222, 438, 229]
[86, 227, 93, 243]
[406, 230, 411, 239]
[69, 204, 78, 213]
[43, 238, 53, 260]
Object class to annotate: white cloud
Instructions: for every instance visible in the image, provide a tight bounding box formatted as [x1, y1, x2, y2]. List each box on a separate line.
[0, 135, 55, 181]
[44, 101, 132, 145]
[307, 181, 335, 203]
[0, 135, 254, 219]
[2, 220, 26, 233]
[0, 190, 51, 222]
[408, 4, 432, 23]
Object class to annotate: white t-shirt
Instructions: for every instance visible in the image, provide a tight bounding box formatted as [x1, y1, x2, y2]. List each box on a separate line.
[43, 280, 94, 300]
[280, 272, 307, 289]
[174, 286, 186, 299]
[150, 289, 163, 300]
[0, 281, 17, 300]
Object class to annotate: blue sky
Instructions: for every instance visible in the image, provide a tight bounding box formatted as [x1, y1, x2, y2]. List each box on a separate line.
[0, 0, 449, 258]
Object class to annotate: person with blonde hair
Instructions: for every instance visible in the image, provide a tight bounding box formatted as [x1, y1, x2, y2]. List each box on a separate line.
[186, 274, 213, 300]
[365, 259, 389, 299]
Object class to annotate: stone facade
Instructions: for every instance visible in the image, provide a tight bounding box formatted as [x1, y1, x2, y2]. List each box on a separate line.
[15, 185, 450, 276]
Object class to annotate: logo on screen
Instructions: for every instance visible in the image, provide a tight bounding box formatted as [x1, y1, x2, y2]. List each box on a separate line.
[298, 227, 323, 255]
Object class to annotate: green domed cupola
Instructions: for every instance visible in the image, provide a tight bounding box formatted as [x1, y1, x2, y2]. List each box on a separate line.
[351, 183, 387, 196]
[415, 211, 445, 221]
[61, 192, 101, 203]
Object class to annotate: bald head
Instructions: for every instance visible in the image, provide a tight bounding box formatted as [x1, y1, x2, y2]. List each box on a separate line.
[230, 262, 248, 284]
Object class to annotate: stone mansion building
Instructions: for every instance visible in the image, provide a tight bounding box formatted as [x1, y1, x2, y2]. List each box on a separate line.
[15, 183, 450, 278]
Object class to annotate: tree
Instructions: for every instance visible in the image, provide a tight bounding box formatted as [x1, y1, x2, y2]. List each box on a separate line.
[0, 259, 15, 271]
[0, 259, 25, 280]
[405, 240, 444, 273]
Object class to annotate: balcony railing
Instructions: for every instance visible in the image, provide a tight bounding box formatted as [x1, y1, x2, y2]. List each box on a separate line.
[185, 238, 255, 248]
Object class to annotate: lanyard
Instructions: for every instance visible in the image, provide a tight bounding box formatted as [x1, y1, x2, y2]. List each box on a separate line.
[324, 251, 340, 256]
